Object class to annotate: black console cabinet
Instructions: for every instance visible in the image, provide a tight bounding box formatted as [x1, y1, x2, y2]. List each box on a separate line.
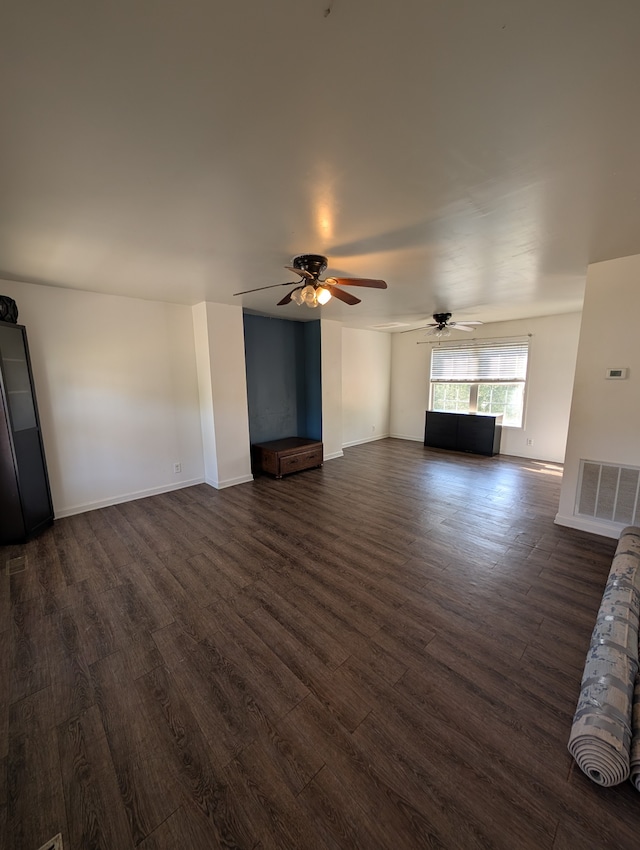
[424, 411, 502, 457]
[0, 320, 54, 544]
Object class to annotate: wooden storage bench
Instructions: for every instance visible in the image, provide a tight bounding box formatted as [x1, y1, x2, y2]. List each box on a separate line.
[252, 437, 323, 478]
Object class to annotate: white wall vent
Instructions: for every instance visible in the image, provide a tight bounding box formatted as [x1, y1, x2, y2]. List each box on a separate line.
[577, 460, 640, 525]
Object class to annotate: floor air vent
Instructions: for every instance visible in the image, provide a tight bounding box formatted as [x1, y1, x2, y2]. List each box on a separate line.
[577, 460, 640, 525]
[36, 836, 63, 850]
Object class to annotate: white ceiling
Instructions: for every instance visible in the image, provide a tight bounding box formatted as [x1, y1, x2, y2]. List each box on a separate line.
[2, 0, 640, 330]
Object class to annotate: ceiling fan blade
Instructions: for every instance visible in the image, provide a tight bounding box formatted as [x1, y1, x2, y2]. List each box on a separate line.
[284, 265, 314, 280]
[325, 277, 387, 289]
[449, 324, 476, 332]
[328, 286, 361, 305]
[277, 288, 298, 306]
[399, 324, 437, 333]
[233, 281, 299, 296]
[450, 321, 483, 328]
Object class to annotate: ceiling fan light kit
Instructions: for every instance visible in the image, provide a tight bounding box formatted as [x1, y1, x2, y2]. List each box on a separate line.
[316, 285, 332, 305]
[302, 284, 319, 308]
[233, 254, 387, 308]
[287, 281, 335, 308]
[432, 326, 451, 338]
[290, 287, 304, 306]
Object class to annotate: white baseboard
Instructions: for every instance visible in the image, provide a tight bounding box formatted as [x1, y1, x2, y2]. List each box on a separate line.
[554, 512, 623, 540]
[342, 433, 390, 449]
[389, 433, 423, 442]
[54, 477, 206, 518]
[206, 473, 255, 490]
[324, 450, 344, 461]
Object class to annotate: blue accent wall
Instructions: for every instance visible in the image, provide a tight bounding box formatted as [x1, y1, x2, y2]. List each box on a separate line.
[243, 314, 322, 444]
[302, 321, 322, 440]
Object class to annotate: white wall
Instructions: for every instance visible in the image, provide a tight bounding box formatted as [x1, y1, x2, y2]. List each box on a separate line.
[390, 313, 582, 463]
[0, 279, 204, 516]
[320, 320, 343, 460]
[557, 255, 640, 536]
[389, 328, 430, 443]
[192, 302, 253, 489]
[192, 302, 219, 487]
[342, 328, 391, 447]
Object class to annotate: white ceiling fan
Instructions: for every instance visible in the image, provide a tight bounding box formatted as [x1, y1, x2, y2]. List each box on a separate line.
[409, 312, 483, 338]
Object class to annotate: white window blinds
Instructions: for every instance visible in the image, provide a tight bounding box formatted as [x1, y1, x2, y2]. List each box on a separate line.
[430, 339, 529, 383]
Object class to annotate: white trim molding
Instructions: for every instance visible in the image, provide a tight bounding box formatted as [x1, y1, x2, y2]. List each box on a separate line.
[554, 512, 623, 540]
[342, 433, 390, 449]
[55, 477, 206, 518]
[206, 473, 255, 490]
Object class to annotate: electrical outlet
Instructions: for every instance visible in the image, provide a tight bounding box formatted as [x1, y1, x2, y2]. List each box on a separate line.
[173, 462, 182, 474]
[526, 439, 533, 446]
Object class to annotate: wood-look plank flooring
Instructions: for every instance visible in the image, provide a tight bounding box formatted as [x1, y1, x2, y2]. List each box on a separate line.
[2, 439, 638, 849]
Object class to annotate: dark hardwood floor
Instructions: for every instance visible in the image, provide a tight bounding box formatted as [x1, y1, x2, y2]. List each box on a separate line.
[2, 438, 638, 849]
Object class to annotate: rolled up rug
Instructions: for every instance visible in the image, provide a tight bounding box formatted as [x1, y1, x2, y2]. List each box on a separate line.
[568, 526, 640, 786]
[630, 675, 640, 790]
[568, 646, 636, 785]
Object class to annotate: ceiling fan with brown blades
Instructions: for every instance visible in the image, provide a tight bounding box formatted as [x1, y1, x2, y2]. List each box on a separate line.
[407, 313, 483, 337]
[233, 254, 387, 308]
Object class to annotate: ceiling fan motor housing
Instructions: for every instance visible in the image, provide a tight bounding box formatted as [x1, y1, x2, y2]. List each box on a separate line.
[292, 254, 328, 279]
[433, 312, 452, 328]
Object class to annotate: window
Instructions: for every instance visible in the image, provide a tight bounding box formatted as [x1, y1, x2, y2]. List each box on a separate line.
[430, 338, 529, 427]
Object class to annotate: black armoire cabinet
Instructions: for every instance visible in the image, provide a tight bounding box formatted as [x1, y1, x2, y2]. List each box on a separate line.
[0, 320, 54, 544]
